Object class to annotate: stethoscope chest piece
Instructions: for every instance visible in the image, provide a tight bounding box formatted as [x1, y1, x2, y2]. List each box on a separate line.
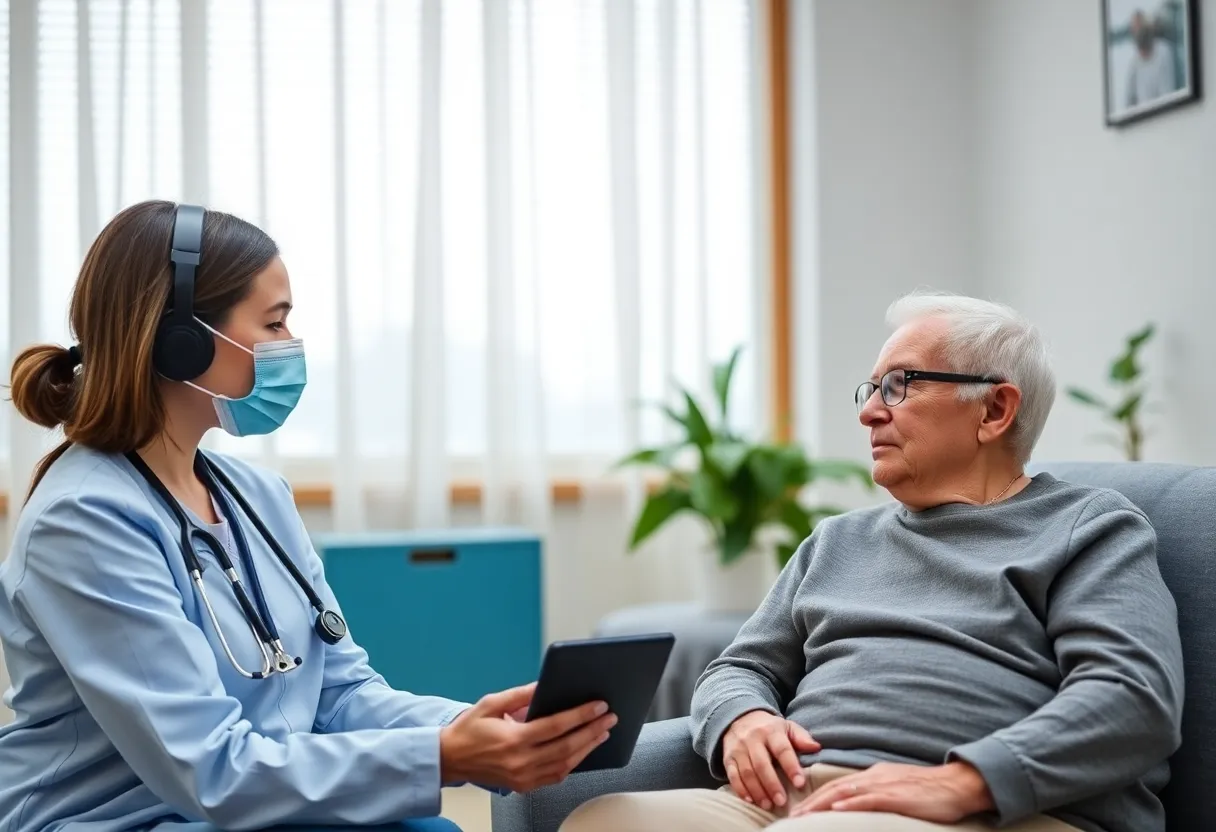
[315, 610, 347, 645]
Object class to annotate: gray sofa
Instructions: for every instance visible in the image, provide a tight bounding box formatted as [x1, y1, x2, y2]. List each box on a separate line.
[490, 461, 1216, 832]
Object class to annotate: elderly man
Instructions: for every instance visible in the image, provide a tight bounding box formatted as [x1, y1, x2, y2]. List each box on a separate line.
[562, 291, 1183, 832]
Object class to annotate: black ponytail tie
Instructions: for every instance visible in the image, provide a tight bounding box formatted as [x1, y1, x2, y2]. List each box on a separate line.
[67, 345, 83, 368]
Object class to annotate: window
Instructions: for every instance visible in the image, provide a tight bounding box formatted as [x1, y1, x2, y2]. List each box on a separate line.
[2, 0, 765, 489]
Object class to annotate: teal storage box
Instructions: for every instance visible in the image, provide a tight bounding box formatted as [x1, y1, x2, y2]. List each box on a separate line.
[313, 527, 543, 704]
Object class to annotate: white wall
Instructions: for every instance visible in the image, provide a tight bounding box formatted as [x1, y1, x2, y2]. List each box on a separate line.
[796, 0, 1216, 476]
[795, 0, 980, 496]
[974, 0, 1216, 466]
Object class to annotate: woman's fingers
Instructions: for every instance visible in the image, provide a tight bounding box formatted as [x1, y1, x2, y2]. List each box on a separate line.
[534, 712, 618, 765]
[475, 683, 538, 717]
[523, 699, 610, 743]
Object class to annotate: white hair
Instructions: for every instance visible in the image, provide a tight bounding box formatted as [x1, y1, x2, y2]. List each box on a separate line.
[885, 289, 1056, 464]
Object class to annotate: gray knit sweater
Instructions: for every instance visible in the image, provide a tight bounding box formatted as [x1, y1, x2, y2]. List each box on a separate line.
[690, 473, 1184, 832]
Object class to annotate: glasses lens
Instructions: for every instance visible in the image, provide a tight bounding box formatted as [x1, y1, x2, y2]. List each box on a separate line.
[881, 369, 907, 406]
[855, 382, 876, 413]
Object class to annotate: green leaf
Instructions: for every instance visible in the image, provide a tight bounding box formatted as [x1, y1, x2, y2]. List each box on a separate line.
[713, 346, 743, 420]
[1112, 391, 1144, 422]
[775, 501, 846, 545]
[809, 459, 874, 489]
[777, 498, 813, 537]
[689, 470, 739, 522]
[612, 444, 683, 470]
[681, 390, 714, 448]
[1066, 387, 1107, 409]
[774, 444, 812, 487]
[720, 518, 754, 565]
[627, 486, 692, 550]
[747, 448, 788, 501]
[618, 346, 875, 567]
[662, 399, 690, 427]
[1109, 352, 1138, 383]
[706, 441, 750, 479]
[1127, 323, 1155, 349]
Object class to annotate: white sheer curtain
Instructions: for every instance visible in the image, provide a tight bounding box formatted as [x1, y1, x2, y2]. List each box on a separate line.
[2, 0, 771, 641]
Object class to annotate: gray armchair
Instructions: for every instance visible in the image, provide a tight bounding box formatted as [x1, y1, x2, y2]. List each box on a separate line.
[490, 462, 1216, 832]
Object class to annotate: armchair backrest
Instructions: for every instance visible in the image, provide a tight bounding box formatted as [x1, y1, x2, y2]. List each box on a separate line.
[1030, 461, 1216, 831]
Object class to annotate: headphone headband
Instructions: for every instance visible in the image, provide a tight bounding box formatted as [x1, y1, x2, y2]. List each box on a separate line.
[152, 204, 214, 381]
[168, 204, 205, 328]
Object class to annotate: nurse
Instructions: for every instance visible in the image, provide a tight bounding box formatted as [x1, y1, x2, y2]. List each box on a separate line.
[0, 200, 616, 832]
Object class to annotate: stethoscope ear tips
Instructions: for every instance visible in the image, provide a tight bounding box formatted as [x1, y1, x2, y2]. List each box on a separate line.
[315, 609, 347, 645]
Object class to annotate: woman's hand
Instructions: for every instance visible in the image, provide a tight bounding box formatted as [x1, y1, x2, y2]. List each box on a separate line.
[439, 682, 617, 792]
[789, 761, 994, 821]
[721, 709, 821, 810]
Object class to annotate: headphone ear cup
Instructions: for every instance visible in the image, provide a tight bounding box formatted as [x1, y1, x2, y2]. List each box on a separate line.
[153, 319, 215, 382]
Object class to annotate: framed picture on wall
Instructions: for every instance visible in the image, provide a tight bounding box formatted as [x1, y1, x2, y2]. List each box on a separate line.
[1102, 0, 1202, 126]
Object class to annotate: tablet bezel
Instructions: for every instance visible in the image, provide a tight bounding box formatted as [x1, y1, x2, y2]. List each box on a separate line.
[524, 632, 676, 773]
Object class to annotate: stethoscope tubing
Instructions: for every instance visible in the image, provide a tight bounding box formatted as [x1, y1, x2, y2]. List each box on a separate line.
[125, 450, 341, 680]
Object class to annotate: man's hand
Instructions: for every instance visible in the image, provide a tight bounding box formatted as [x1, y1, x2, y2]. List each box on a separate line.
[789, 761, 994, 821]
[440, 682, 618, 792]
[721, 710, 821, 810]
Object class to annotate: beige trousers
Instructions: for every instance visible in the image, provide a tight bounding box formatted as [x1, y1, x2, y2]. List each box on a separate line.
[559, 764, 1082, 832]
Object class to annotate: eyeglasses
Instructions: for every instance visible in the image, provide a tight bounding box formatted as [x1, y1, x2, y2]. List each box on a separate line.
[855, 368, 1003, 413]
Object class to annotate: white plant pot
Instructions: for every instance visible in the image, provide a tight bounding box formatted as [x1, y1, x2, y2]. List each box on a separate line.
[695, 546, 776, 614]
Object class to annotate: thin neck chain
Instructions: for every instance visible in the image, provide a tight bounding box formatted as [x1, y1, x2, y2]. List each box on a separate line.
[986, 473, 1023, 505]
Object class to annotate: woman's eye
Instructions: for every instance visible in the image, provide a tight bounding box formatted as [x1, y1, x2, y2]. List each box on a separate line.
[268, 321, 285, 331]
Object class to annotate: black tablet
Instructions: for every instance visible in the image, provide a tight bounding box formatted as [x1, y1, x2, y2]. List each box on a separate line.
[524, 632, 676, 773]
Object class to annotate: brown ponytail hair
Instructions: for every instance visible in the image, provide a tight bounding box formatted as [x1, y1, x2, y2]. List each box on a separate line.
[9, 199, 278, 501]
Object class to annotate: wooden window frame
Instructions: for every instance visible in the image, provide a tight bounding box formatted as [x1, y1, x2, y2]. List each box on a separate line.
[0, 0, 791, 517]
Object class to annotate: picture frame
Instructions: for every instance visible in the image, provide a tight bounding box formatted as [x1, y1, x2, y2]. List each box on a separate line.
[1102, 0, 1202, 126]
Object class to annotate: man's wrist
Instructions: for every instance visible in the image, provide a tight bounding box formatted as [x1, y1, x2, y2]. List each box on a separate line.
[942, 760, 995, 814]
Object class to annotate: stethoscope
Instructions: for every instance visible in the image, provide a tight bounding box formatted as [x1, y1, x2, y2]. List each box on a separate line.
[125, 450, 348, 680]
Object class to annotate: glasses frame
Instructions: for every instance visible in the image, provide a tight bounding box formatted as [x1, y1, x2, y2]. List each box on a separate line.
[855, 368, 1004, 413]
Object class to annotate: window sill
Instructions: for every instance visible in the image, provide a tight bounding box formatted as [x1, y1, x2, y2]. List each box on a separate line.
[290, 479, 590, 508]
[0, 477, 664, 517]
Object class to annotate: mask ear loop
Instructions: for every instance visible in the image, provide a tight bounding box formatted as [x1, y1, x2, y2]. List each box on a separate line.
[179, 320, 255, 401]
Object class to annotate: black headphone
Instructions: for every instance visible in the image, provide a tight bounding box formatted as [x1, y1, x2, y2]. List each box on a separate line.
[152, 204, 214, 382]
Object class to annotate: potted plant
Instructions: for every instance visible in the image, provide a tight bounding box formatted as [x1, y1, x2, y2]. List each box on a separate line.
[1066, 323, 1155, 461]
[615, 346, 873, 610]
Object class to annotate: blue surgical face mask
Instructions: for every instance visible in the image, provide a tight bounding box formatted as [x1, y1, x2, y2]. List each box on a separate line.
[185, 323, 308, 437]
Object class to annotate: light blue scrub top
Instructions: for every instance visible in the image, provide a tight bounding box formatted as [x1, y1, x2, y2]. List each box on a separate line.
[0, 444, 480, 831]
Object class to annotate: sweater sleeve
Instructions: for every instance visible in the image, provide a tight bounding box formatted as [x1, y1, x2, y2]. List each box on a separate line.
[689, 532, 815, 777]
[947, 495, 1184, 825]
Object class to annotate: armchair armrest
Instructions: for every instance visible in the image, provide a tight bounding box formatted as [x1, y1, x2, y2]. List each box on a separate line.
[489, 717, 719, 832]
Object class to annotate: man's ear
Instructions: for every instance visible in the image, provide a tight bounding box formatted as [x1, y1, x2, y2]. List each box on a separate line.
[977, 383, 1021, 447]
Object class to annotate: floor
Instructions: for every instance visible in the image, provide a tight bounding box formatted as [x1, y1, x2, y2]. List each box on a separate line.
[441, 785, 493, 832]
